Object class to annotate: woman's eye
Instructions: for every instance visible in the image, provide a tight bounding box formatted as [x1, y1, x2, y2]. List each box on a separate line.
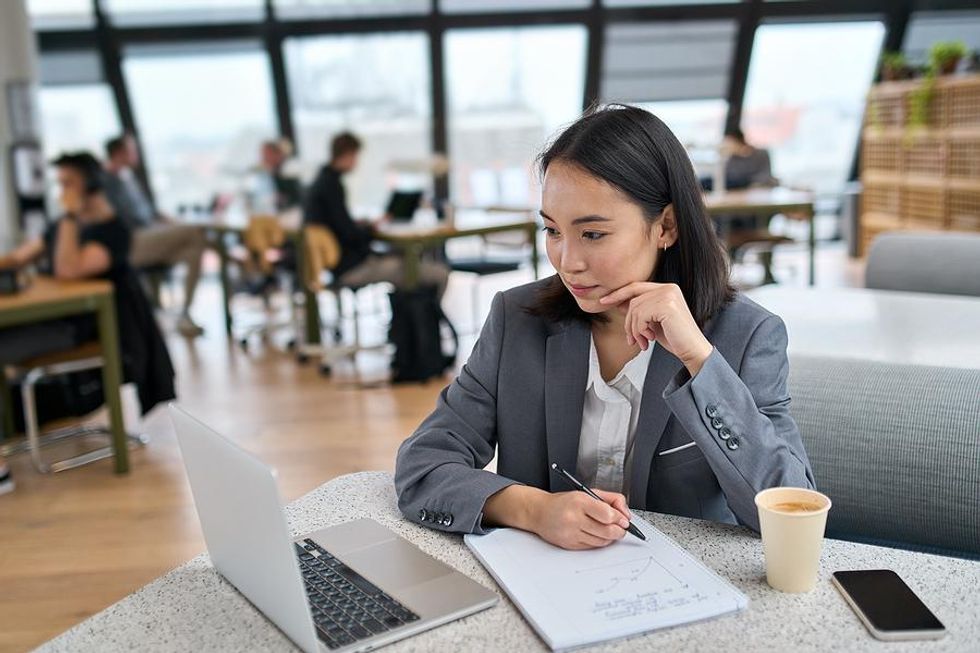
[542, 226, 560, 238]
[582, 231, 606, 241]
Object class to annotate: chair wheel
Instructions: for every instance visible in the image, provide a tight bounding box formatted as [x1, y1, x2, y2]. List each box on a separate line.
[318, 364, 332, 376]
[286, 339, 297, 351]
[297, 353, 310, 364]
[238, 338, 249, 350]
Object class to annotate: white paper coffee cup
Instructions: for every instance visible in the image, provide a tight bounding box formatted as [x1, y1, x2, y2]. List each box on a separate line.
[755, 487, 832, 593]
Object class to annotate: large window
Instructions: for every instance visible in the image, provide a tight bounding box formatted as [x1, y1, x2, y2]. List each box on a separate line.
[638, 99, 728, 150]
[442, 0, 588, 12]
[39, 85, 121, 160]
[603, 0, 739, 6]
[903, 10, 980, 68]
[123, 42, 278, 213]
[741, 20, 885, 193]
[27, 0, 94, 30]
[275, 0, 430, 19]
[38, 50, 122, 161]
[602, 20, 735, 107]
[284, 32, 431, 212]
[103, 0, 264, 26]
[445, 26, 587, 207]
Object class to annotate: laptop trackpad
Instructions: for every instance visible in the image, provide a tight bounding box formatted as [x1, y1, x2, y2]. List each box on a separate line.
[343, 540, 452, 593]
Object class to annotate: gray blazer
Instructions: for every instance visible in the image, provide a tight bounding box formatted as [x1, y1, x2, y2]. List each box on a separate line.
[394, 279, 814, 535]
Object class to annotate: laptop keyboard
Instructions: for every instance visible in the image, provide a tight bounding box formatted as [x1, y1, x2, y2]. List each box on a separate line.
[295, 539, 420, 650]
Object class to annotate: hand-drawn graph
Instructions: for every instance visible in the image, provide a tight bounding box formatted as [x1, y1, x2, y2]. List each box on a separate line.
[574, 555, 682, 595]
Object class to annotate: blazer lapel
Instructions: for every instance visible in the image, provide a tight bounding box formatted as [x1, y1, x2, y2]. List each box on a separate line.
[544, 321, 590, 492]
[628, 344, 685, 500]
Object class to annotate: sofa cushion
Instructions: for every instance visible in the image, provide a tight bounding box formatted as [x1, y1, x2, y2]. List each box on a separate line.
[788, 355, 980, 558]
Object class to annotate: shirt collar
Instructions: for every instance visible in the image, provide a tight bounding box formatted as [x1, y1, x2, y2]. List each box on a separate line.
[586, 334, 654, 396]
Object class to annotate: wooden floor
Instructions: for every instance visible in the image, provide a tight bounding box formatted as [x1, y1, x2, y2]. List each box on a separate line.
[0, 243, 863, 653]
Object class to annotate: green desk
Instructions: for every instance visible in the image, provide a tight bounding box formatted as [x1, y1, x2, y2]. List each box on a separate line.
[206, 212, 538, 349]
[704, 188, 817, 285]
[375, 214, 540, 289]
[204, 220, 323, 347]
[0, 278, 128, 473]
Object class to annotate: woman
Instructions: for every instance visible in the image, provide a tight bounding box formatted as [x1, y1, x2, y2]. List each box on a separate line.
[395, 105, 814, 550]
[0, 152, 175, 418]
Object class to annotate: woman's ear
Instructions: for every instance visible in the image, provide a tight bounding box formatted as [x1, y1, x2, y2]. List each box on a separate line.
[660, 204, 679, 248]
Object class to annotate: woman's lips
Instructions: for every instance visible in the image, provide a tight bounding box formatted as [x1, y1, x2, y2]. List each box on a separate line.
[567, 283, 599, 298]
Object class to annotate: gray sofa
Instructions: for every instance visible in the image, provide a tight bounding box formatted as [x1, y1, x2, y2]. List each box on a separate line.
[788, 354, 980, 559]
[865, 231, 980, 297]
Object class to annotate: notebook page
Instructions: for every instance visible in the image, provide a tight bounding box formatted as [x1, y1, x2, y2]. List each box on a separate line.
[465, 516, 747, 651]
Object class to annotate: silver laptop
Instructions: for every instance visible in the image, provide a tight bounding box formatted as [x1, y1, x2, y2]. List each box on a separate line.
[169, 405, 497, 653]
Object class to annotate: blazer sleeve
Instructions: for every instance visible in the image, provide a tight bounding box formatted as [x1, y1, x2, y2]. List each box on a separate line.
[662, 314, 815, 531]
[394, 291, 521, 535]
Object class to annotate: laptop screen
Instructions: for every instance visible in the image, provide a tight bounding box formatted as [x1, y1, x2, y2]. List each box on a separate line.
[386, 191, 423, 221]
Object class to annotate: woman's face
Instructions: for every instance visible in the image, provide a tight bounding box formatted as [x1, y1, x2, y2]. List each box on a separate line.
[540, 160, 671, 315]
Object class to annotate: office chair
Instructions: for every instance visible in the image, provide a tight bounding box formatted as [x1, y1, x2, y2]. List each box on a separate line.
[296, 225, 387, 376]
[234, 215, 300, 351]
[0, 343, 147, 473]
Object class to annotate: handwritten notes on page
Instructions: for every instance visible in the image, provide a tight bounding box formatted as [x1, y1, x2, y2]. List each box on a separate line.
[464, 516, 747, 651]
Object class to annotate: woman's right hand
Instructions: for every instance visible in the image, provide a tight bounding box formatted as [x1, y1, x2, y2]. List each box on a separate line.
[483, 485, 631, 550]
[531, 490, 630, 549]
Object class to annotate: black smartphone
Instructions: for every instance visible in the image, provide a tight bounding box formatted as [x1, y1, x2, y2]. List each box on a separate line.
[831, 570, 945, 641]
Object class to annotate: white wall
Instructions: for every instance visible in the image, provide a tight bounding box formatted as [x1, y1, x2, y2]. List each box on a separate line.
[0, 0, 40, 246]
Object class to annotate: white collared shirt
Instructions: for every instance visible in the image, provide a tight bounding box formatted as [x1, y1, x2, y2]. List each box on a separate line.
[574, 335, 653, 499]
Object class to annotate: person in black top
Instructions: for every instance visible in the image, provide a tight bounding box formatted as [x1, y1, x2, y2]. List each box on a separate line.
[0, 152, 175, 416]
[303, 132, 449, 299]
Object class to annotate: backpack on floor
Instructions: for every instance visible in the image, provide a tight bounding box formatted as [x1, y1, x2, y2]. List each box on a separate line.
[388, 286, 458, 384]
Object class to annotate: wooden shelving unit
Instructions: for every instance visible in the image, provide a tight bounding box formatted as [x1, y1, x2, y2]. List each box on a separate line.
[859, 74, 980, 256]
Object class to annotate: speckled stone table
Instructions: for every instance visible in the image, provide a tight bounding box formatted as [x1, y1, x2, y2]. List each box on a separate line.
[35, 472, 980, 652]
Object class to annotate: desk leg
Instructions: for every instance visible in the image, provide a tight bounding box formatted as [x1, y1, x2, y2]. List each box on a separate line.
[808, 211, 816, 286]
[0, 375, 14, 441]
[214, 233, 234, 337]
[529, 225, 539, 280]
[294, 231, 321, 346]
[404, 244, 422, 290]
[96, 295, 129, 474]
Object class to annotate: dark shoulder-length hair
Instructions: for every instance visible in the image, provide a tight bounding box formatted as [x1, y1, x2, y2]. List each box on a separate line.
[529, 103, 735, 327]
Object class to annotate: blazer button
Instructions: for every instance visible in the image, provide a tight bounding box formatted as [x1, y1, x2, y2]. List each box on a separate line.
[418, 509, 428, 522]
[435, 512, 445, 524]
[719, 427, 732, 441]
[444, 514, 454, 527]
[705, 404, 719, 418]
[710, 417, 724, 430]
[726, 437, 740, 451]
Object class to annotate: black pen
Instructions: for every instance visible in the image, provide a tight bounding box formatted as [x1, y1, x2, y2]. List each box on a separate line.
[550, 463, 646, 541]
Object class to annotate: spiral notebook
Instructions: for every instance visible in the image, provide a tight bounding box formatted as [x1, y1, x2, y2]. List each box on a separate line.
[464, 516, 747, 651]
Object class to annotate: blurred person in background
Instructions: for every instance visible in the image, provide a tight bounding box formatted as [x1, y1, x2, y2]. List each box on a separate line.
[254, 139, 303, 212]
[103, 134, 206, 337]
[715, 128, 782, 284]
[303, 131, 449, 301]
[0, 152, 175, 421]
[720, 128, 778, 190]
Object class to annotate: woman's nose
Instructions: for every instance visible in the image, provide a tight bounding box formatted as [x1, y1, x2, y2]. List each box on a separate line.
[558, 240, 587, 273]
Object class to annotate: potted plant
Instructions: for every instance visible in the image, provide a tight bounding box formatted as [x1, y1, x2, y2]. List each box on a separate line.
[928, 40, 969, 75]
[879, 51, 910, 81]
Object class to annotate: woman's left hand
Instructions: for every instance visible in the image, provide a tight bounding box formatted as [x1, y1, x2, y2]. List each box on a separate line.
[599, 282, 713, 376]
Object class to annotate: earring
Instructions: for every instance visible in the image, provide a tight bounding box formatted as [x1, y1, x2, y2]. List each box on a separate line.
[662, 242, 668, 252]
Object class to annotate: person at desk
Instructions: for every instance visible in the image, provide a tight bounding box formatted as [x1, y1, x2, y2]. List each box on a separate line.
[395, 105, 814, 550]
[0, 152, 175, 418]
[253, 139, 303, 212]
[720, 128, 777, 191]
[715, 128, 783, 284]
[303, 132, 450, 300]
[103, 133, 207, 337]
